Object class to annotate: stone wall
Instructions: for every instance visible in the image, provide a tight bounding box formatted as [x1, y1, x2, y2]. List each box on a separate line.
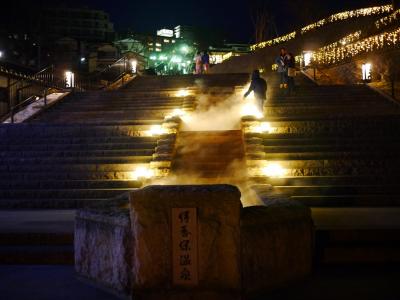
[75, 208, 132, 296]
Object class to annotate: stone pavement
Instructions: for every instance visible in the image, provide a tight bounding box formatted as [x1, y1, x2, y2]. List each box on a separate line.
[0, 265, 399, 300]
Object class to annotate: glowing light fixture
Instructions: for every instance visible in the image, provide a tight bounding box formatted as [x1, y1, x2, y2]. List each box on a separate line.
[303, 51, 313, 67]
[362, 63, 372, 81]
[176, 89, 190, 97]
[65, 71, 75, 88]
[0, 51, 4, 58]
[251, 122, 273, 134]
[241, 103, 263, 119]
[129, 167, 154, 181]
[147, 125, 168, 136]
[262, 163, 287, 178]
[80, 57, 86, 63]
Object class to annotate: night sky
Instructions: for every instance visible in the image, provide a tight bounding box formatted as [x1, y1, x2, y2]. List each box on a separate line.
[5, 0, 390, 42]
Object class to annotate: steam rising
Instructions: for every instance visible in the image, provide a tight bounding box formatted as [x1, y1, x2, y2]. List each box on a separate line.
[149, 81, 265, 207]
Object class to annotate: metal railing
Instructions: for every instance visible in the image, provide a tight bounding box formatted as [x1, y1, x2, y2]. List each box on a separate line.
[75, 57, 132, 91]
[0, 57, 134, 122]
[1, 65, 65, 123]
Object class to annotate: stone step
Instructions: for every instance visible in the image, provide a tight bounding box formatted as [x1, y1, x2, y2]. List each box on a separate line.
[0, 188, 132, 200]
[1, 136, 158, 144]
[293, 195, 400, 207]
[1, 163, 147, 172]
[0, 180, 142, 189]
[0, 245, 74, 264]
[0, 198, 112, 209]
[316, 229, 400, 264]
[0, 171, 136, 180]
[0, 143, 156, 151]
[257, 137, 400, 146]
[0, 149, 155, 158]
[259, 151, 399, 160]
[271, 185, 400, 196]
[253, 176, 399, 186]
[0, 124, 160, 137]
[265, 108, 398, 118]
[0, 156, 152, 164]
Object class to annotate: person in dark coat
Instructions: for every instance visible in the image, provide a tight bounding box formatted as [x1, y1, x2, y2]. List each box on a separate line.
[275, 47, 289, 89]
[201, 51, 210, 74]
[244, 70, 267, 113]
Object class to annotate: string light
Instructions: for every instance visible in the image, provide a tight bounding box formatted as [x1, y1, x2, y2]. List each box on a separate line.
[251, 5, 393, 51]
[375, 8, 400, 29]
[310, 27, 400, 66]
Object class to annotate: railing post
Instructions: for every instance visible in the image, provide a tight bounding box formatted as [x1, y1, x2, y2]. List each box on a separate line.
[44, 88, 47, 106]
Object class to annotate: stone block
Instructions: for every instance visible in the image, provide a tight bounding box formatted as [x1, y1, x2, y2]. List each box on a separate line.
[75, 208, 132, 296]
[241, 199, 314, 296]
[129, 185, 242, 298]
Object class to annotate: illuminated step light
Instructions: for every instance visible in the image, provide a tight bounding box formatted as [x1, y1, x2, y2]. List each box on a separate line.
[262, 163, 287, 178]
[129, 167, 154, 181]
[241, 103, 263, 119]
[362, 63, 372, 81]
[249, 122, 273, 134]
[146, 125, 168, 137]
[176, 89, 190, 97]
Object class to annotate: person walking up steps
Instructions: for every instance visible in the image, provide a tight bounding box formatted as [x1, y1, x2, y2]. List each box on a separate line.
[195, 52, 203, 75]
[275, 48, 288, 89]
[202, 51, 210, 74]
[244, 70, 267, 114]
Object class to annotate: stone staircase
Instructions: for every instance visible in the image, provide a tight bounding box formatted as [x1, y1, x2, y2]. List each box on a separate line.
[0, 74, 249, 264]
[244, 75, 400, 264]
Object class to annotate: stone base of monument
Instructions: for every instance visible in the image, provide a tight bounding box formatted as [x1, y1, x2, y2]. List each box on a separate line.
[75, 185, 313, 299]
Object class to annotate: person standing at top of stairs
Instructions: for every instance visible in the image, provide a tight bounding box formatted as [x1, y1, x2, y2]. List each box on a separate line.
[276, 47, 288, 89]
[244, 70, 267, 113]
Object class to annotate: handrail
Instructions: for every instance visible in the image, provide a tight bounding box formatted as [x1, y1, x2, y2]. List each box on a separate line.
[2, 64, 65, 122]
[75, 57, 131, 91]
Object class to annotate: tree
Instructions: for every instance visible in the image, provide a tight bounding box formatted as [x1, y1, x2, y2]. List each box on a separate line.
[249, 0, 273, 43]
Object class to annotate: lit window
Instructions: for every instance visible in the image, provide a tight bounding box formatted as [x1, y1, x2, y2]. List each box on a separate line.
[156, 43, 162, 47]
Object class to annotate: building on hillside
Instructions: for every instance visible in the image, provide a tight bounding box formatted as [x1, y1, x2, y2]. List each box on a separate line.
[208, 43, 251, 65]
[40, 7, 115, 43]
